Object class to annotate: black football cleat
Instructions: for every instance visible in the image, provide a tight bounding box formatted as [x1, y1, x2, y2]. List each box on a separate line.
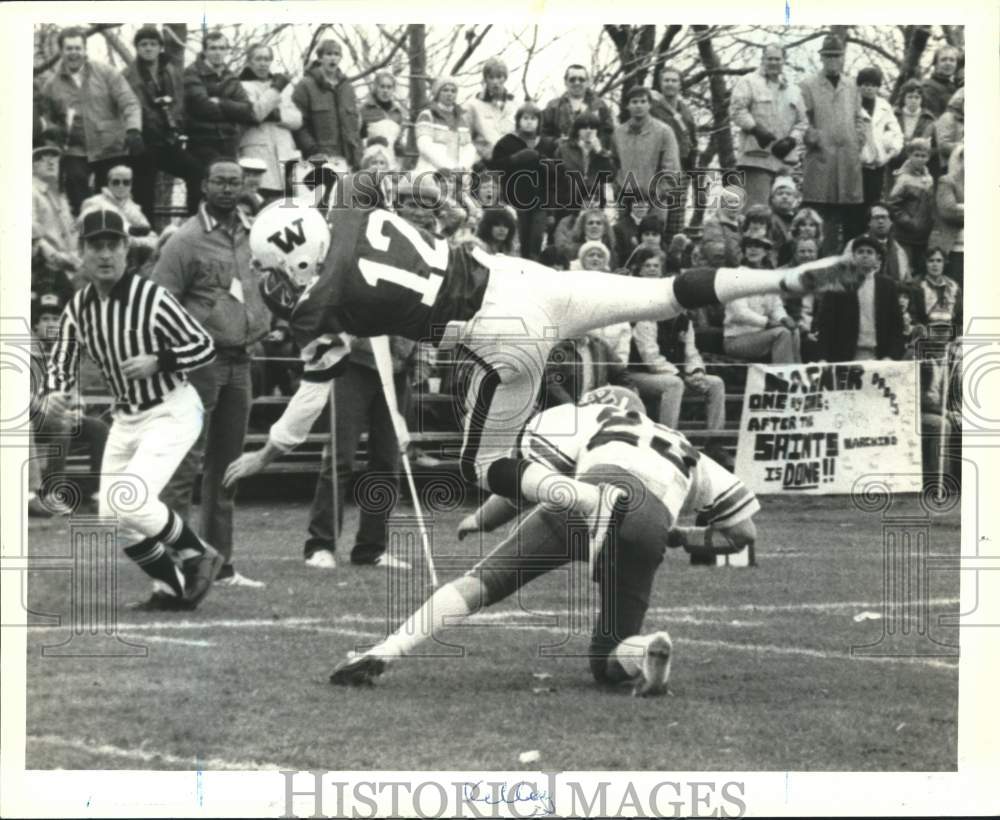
[330, 652, 387, 687]
[182, 543, 225, 609]
[129, 590, 190, 612]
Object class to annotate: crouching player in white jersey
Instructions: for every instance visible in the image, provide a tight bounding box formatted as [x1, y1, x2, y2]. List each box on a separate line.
[330, 386, 760, 695]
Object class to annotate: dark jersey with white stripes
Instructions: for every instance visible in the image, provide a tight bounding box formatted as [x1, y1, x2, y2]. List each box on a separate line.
[46, 271, 215, 413]
[288, 207, 490, 347]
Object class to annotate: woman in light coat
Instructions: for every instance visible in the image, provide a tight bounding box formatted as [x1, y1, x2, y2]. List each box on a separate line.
[238, 43, 303, 198]
[856, 67, 903, 207]
[413, 76, 477, 179]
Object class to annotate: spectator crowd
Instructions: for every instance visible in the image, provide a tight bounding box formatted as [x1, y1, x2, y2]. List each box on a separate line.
[29, 26, 964, 538]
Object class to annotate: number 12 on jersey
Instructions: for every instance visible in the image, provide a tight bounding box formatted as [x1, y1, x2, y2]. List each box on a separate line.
[359, 210, 446, 306]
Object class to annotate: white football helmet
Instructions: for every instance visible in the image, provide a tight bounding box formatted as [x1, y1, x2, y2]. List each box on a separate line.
[249, 202, 331, 288]
[579, 385, 646, 415]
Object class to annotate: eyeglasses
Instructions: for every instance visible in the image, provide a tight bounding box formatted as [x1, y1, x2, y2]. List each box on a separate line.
[109, 179, 132, 186]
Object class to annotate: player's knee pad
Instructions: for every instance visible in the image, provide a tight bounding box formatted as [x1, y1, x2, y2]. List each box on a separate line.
[482, 456, 530, 502]
[672, 266, 720, 309]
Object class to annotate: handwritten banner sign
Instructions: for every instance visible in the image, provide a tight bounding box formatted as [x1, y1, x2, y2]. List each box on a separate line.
[733, 361, 922, 495]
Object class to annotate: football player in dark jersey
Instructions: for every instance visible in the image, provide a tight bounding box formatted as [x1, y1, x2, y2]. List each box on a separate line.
[223, 177, 855, 552]
[330, 386, 760, 694]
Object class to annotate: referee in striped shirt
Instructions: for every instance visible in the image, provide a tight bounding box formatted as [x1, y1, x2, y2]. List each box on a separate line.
[43, 208, 224, 610]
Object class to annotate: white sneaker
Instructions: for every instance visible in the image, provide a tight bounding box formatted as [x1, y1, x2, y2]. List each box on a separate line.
[588, 484, 625, 580]
[372, 553, 411, 570]
[305, 550, 337, 570]
[633, 631, 673, 697]
[215, 570, 266, 588]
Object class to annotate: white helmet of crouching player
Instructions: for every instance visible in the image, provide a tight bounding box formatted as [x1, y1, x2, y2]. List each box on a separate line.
[250, 202, 331, 318]
[579, 385, 646, 415]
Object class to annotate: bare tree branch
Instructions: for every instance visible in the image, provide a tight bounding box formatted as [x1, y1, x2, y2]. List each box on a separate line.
[450, 24, 493, 75]
[346, 29, 410, 83]
[99, 28, 135, 69]
[521, 26, 538, 101]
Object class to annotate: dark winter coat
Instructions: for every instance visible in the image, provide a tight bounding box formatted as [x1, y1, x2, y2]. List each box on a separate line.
[817, 274, 905, 361]
[183, 54, 257, 142]
[124, 55, 187, 147]
[291, 64, 361, 167]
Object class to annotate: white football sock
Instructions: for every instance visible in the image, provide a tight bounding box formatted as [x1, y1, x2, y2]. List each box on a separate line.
[713, 267, 786, 302]
[371, 583, 473, 659]
[610, 633, 663, 678]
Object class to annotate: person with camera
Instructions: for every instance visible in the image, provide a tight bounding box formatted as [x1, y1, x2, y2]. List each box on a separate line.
[124, 25, 204, 220]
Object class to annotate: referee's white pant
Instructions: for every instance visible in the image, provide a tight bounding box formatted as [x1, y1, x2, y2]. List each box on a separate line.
[98, 383, 204, 545]
[451, 254, 695, 487]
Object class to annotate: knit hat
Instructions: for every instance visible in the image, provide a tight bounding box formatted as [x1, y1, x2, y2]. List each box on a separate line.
[771, 175, 797, 194]
[133, 25, 163, 47]
[431, 76, 460, 101]
[577, 240, 611, 265]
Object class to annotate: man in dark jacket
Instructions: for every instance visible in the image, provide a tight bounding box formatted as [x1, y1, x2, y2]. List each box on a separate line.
[816, 235, 905, 361]
[125, 25, 205, 220]
[540, 65, 615, 149]
[486, 102, 558, 260]
[292, 39, 361, 169]
[183, 31, 259, 170]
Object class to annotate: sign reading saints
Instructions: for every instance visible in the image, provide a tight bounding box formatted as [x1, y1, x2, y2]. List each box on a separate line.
[734, 361, 922, 495]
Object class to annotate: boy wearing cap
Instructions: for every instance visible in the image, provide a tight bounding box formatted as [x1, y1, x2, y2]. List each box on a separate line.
[42, 208, 221, 610]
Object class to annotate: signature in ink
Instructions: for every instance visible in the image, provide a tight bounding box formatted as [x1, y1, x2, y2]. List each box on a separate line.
[464, 780, 556, 816]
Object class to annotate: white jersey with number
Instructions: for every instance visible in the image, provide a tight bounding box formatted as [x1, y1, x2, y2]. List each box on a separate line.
[517, 403, 759, 527]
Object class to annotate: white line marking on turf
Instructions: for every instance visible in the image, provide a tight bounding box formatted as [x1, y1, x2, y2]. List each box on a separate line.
[674, 637, 960, 671]
[28, 735, 289, 770]
[122, 634, 214, 647]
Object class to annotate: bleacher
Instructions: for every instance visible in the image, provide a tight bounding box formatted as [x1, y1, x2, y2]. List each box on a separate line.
[61, 357, 747, 487]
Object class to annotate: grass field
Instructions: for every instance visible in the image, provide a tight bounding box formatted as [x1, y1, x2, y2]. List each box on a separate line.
[23, 493, 960, 772]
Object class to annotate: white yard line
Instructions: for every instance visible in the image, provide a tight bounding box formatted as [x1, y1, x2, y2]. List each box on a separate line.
[28, 735, 289, 770]
[123, 634, 215, 647]
[674, 637, 960, 671]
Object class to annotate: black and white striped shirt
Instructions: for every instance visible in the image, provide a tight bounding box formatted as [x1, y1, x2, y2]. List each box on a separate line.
[47, 271, 215, 414]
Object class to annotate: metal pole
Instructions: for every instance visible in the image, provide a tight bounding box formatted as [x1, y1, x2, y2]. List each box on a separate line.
[328, 381, 338, 550]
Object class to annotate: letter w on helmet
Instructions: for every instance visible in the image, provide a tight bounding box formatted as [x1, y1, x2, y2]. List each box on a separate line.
[267, 218, 307, 254]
